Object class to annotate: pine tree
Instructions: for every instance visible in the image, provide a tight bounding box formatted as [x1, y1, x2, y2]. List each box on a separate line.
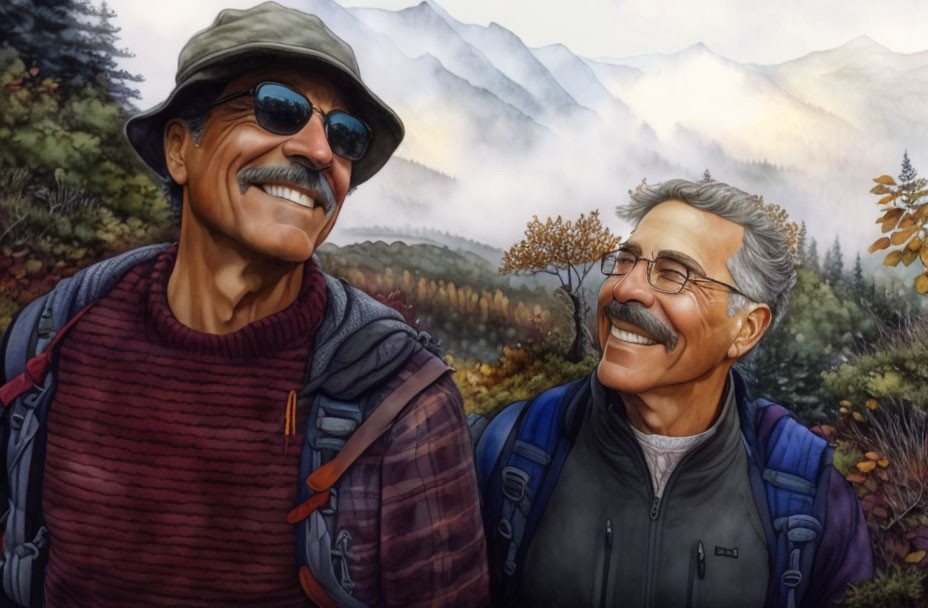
[796, 221, 807, 265]
[823, 236, 844, 287]
[0, 0, 141, 104]
[81, 1, 143, 106]
[899, 150, 918, 190]
[806, 238, 821, 274]
[852, 253, 865, 298]
[702, 168, 712, 182]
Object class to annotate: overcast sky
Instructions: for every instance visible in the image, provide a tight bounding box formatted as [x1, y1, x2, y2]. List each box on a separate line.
[111, 0, 928, 109]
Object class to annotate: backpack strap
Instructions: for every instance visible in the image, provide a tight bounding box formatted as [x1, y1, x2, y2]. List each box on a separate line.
[287, 355, 451, 608]
[479, 375, 590, 605]
[736, 370, 830, 608]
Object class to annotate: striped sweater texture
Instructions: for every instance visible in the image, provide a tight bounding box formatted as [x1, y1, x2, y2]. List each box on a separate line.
[43, 246, 322, 607]
[39, 245, 490, 607]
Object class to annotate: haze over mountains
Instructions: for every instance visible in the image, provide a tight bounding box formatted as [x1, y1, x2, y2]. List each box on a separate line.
[299, 0, 927, 263]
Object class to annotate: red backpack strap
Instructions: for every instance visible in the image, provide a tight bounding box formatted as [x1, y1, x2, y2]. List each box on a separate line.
[0, 301, 96, 407]
[286, 355, 450, 606]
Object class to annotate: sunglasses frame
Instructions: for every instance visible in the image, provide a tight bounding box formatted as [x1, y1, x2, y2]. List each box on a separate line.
[208, 81, 372, 161]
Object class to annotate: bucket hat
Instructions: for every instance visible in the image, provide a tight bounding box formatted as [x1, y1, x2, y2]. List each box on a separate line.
[125, 1, 403, 188]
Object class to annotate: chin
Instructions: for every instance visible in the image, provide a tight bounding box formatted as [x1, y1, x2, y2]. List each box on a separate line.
[597, 359, 647, 393]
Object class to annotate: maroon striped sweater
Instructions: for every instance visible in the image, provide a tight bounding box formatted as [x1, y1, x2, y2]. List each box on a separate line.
[42, 246, 324, 606]
[37, 245, 489, 607]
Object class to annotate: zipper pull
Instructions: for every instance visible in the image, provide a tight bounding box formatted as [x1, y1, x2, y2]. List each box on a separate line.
[649, 496, 660, 520]
[697, 540, 705, 579]
[605, 519, 613, 548]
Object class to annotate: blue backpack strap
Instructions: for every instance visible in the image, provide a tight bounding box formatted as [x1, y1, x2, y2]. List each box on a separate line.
[737, 369, 829, 608]
[0, 244, 168, 607]
[479, 375, 590, 603]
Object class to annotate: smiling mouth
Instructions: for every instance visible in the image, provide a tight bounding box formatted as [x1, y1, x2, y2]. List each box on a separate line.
[609, 322, 659, 346]
[260, 183, 319, 210]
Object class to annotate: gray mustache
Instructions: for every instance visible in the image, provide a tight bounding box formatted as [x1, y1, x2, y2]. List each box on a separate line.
[605, 300, 678, 352]
[237, 164, 337, 216]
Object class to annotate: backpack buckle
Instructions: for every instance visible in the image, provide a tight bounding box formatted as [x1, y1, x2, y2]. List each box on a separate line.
[500, 466, 530, 503]
[781, 569, 802, 588]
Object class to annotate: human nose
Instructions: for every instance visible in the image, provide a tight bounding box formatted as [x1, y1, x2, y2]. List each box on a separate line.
[611, 258, 655, 306]
[281, 112, 333, 171]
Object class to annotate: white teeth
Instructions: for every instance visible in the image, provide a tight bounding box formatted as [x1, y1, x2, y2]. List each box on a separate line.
[261, 184, 315, 209]
[610, 325, 657, 346]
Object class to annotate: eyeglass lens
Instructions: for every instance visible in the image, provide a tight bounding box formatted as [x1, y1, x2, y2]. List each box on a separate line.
[253, 83, 370, 161]
[603, 251, 690, 293]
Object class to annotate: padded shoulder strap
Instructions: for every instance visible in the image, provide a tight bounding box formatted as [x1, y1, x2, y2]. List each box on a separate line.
[482, 375, 590, 604]
[289, 355, 451, 608]
[752, 399, 829, 608]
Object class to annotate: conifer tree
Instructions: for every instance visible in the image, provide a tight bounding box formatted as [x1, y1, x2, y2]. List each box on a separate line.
[823, 236, 844, 287]
[806, 238, 821, 274]
[899, 150, 918, 191]
[701, 168, 712, 182]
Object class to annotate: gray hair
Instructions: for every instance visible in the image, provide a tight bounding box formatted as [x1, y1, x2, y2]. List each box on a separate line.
[162, 83, 225, 221]
[618, 179, 796, 331]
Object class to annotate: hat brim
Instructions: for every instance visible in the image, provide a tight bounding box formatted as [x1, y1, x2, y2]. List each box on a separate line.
[125, 45, 404, 188]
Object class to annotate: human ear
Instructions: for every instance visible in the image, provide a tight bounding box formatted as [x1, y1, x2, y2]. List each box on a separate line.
[164, 119, 190, 186]
[727, 303, 772, 359]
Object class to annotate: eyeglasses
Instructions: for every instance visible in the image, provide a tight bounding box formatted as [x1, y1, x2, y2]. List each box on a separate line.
[209, 81, 371, 161]
[600, 249, 748, 297]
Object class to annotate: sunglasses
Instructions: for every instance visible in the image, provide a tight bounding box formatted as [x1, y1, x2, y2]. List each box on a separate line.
[209, 81, 371, 161]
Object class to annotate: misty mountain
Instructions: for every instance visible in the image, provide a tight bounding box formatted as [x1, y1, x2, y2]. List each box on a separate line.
[289, 0, 927, 272]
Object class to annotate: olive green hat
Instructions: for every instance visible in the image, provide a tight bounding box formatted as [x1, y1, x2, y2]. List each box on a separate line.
[125, 1, 404, 188]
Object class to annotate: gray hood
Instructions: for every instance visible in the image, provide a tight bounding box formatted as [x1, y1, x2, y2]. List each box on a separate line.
[302, 270, 442, 400]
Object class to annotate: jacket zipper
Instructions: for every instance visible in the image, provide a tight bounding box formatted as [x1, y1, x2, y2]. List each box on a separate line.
[600, 518, 613, 608]
[638, 445, 706, 608]
[686, 540, 705, 608]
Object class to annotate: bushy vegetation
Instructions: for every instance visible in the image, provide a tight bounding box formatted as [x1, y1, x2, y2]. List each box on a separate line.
[0, 19, 172, 330]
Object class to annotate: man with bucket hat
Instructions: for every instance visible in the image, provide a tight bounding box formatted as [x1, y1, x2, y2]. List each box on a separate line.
[0, 3, 489, 606]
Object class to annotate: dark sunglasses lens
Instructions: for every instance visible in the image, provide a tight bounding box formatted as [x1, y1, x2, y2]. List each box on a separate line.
[254, 83, 311, 135]
[325, 111, 370, 161]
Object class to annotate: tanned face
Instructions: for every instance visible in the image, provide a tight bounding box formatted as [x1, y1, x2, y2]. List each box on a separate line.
[165, 68, 353, 263]
[596, 199, 762, 396]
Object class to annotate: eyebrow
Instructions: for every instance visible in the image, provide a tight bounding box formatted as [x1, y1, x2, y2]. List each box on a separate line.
[619, 242, 708, 277]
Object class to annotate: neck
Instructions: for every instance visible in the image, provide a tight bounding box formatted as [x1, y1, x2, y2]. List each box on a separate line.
[620, 364, 732, 437]
[167, 212, 305, 335]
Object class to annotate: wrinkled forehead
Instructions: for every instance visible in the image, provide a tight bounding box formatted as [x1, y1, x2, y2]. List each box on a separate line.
[627, 199, 745, 276]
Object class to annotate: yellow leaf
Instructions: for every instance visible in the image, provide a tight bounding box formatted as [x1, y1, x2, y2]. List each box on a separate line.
[852, 412, 866, 422]
[866, 399, 879, 410]
[908, 237, 923, 251]
[856, 461, 876, 472]
[839, 399, 852, 407]
[869, 237, 891, 253]
[873, 175, 897, 186]
[905, 551, 926, 564]
[916, 273, 928, 295]
[898, 213, 916, 229]
[921, 246, 928, 269]
[884, 250, 904, 266]
[839, 407, 849, 415]
[865, 451, 879, 460]
[903, 249, 918, 266]
[877, 459, 890, 468]
[891, 226, 919, 245]
[877, 193, 896, 204]
[845, 471, 866, 484]
[870, 184, 890, 195]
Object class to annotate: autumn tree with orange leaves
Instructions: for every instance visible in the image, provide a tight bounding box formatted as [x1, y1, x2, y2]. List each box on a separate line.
[501, 211, 621, 362]
[868, 151, 928, 294]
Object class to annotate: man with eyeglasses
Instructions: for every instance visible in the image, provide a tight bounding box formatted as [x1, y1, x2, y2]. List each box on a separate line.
[475, 179, 872, 607]
[0, 3, 488, 606]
